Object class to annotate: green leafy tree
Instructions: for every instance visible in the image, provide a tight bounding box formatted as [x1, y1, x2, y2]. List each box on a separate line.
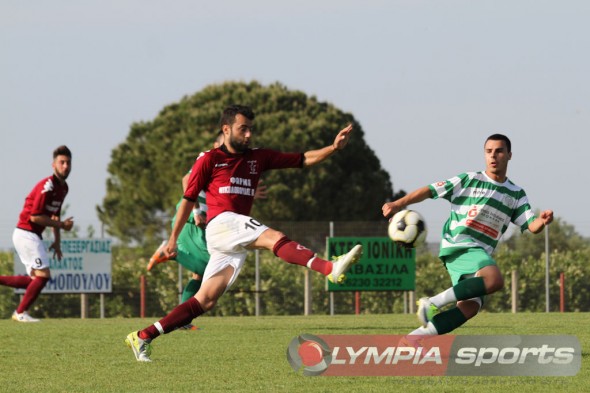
[489, 218, 590, 312]
[98, 81, 395, 243]
[500, 216, 587, 260]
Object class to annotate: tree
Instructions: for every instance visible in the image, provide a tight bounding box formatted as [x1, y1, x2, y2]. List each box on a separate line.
[500, 216, 587, 260]
[490, 217, 590, 312]
[98, 81, 396, 243]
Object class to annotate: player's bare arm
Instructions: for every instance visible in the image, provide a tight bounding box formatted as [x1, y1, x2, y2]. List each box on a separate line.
[193, 209, 207, 228]
[49, 215, 63, 260]
[29, 214, 74, 231]
[166, 198, 195, 257]
[182, 173, 190, 192]
[254, 179, 268, 199]
[303, 124, 353, 166]
[528, 210, 554, 234]
[382, 186, 432, 218]
[49, 241, 63, 261]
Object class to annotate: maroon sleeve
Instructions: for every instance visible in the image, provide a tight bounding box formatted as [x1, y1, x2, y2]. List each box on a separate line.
[29, 178, 51, 216]
[259, 149, 304, 170]
[184, 152, 213, 201]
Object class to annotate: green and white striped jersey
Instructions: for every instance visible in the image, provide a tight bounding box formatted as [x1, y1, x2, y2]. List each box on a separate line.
[172, 156, 209, 229]
[172, 190, 207, 226]
[428, 171, 537, 257]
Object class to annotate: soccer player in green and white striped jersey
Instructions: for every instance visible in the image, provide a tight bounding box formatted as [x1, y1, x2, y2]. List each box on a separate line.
[382, 134, 553, 338]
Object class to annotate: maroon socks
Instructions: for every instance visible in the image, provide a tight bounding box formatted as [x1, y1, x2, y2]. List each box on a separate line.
[273, 236, 332, 275]
[139, 297, 205, 340]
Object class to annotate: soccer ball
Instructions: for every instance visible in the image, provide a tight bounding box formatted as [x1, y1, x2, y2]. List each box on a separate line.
[388, 209, 427, 248]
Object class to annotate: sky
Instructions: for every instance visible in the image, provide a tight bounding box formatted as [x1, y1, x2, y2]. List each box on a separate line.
[1, 1, 589, 250]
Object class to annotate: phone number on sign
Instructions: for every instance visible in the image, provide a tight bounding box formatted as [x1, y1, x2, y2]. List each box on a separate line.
[342, 277, 403, 288]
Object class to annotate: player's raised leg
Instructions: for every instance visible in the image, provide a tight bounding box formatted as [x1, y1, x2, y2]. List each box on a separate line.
[328, 244, 363, 283]
[252, 228, 362, 283]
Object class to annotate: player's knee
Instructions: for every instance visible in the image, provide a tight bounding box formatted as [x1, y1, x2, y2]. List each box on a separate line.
[271, 232, 290, 255]
[250, 228, 285, 251]
[486, 275, 504, 293]
[196, 292, 220, 311]
[32, 268, 51, 279]
[197, 296, 217, 311]
[481, 268, 504, 294]
[458, 298, 482, 319]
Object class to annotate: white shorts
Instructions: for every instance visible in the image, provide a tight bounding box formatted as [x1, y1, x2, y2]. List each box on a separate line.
[203, 212, 269, 289]
[12, 228, 50, 274]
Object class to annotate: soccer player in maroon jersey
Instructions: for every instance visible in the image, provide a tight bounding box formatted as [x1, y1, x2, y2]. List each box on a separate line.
[126, 105, 362, 361]
[0, 145, 74, 322]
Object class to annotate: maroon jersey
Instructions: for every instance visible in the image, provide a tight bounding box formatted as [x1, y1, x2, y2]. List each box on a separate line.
[16, 174, 69, 238]
[184, 146, 303, 222]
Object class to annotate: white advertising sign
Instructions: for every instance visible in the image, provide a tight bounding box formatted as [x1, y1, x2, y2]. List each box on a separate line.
[13, 238, 112, 294]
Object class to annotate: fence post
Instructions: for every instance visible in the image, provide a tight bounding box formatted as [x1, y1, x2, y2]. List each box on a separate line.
[255, 250, 260, 316]
[329, 221, 335, 316]
[511, 270, 518, 313]
[403, 291, 408, 314]
[560, 272, 565, 312]
[409, 291, 415, 314]
[545, 226, 550, 312]
[304, 270, 312, 315]
[100, 293, 105, 318]
[80, 293, 88, 319]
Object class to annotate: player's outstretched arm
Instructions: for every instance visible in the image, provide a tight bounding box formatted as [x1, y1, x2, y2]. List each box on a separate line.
[30, 214, 74, 230]
[166, 198, 195, 257]
[382, 186, 432, 218]
[254, 179, 268, 199]
[303, 124, 353, 167]
[528, 210, 554, 234]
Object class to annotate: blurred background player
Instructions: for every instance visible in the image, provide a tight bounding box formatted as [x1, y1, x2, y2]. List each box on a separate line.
[126, 104, 362, 361]
[147, 131, 267, 330]
[382, 134, 553, 341]
[0, 145, 74, 322]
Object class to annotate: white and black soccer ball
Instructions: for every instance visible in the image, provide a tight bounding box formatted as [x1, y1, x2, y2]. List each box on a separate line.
[388, 209, 427, 248]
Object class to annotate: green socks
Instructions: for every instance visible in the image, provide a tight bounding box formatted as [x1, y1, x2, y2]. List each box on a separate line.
[453, 276, 486, 300]
[181, 279, 202, 303]
[431, 307, 468, 334]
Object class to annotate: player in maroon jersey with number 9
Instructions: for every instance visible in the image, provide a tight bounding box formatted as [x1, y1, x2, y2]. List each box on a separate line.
[0, 145, 74, 322]
[126, 105, 363, 362]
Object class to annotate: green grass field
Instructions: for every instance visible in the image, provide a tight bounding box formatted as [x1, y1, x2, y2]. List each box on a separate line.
[0, 313, 587, 392]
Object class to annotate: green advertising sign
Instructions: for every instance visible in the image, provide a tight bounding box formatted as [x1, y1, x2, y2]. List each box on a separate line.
[327, 237, 415, 292]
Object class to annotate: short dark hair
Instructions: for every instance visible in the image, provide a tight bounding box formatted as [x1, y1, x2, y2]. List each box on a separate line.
[485, 134, 511, 153]
[53, 145, 72, 159]
[219, 105, 255, 128]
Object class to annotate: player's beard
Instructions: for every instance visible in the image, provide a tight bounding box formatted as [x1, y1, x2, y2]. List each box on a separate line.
[54, 168, 70, 181]
[229, 134, 249, 153]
